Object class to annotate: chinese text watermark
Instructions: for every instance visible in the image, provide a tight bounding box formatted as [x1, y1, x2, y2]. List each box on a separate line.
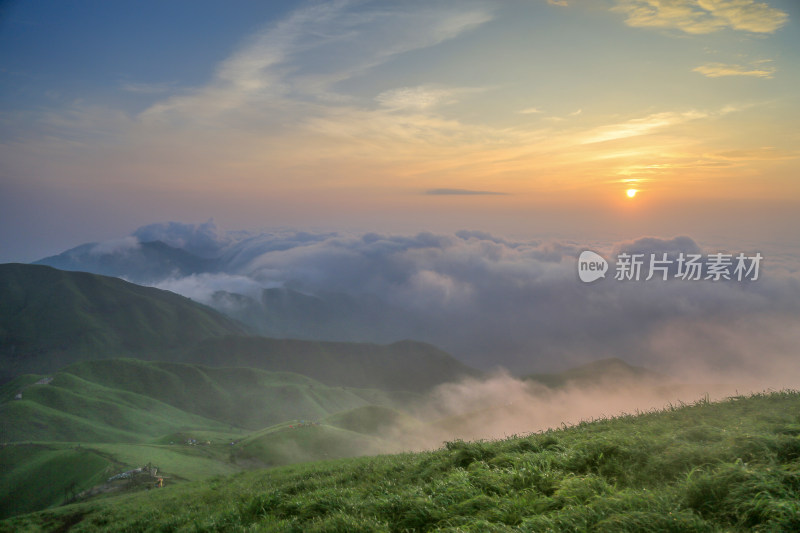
[578, 251, 762, 283]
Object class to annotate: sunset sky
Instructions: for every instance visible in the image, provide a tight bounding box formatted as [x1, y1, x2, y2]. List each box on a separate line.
[1, 0, 798, 262]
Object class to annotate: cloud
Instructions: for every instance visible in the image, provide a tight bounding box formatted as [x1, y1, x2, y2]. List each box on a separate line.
[120, 223, 800, 380]
[693, 62, 776, 78]
[425, 188, 508, 195]
[580, 110, 708, 144]
[2, 1, 778, 208]
[547, 0, 569, 6]
[613, 0, 788, 34]
[133, 219, 231, 258]
[394, 371, 741, 447]
[376, 85, 471, 110]
[140, 1, 494, 124]
[152, 272, 272, 307]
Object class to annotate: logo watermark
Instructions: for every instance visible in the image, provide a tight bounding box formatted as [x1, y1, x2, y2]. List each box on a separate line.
[577, 250, 609, 283]
[578, 251, 762, 283]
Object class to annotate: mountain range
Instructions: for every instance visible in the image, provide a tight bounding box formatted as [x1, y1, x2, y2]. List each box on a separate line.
[0, 261, 482, 518]
[0, 263, 245, 383]
[34, 234, 423, 346]
[0, 264, 477, 389]
[0, 255, 682, 523]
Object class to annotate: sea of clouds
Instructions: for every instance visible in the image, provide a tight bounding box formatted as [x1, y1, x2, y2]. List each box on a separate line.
[74, 220, 798, 386]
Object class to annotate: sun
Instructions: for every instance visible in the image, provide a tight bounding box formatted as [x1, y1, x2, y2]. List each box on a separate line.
[626, 188, 638, 198]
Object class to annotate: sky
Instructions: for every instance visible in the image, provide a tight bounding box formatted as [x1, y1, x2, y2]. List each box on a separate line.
[1, 0, 799, 263]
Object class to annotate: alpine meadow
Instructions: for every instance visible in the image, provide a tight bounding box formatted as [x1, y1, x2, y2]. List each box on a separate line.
[1, 1, 799, 531]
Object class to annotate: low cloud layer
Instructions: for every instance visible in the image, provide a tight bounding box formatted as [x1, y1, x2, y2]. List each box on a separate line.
[57, 220, 800, 383]
[371, 369, 774, 454]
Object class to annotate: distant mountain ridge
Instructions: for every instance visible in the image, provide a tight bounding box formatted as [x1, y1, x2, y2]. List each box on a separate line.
[34, 240, 217, 284]
[182, 336, 481, 392]
[0, 263, 247, 382]
[34, 234, 415, 345]
[0, 264, 480, 390]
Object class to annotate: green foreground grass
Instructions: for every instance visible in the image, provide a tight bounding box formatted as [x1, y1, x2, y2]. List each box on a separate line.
[4, 390, 800, 532]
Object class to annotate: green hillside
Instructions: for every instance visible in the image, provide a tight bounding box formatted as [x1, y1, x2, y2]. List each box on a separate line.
[0, 358, 431, 520]
[324, 405, 423, 436]
[0, 264, 480, 393]
[0, 370, 231, 443]
[232, 422, 389, 468]
[0, 444, 114, 519]
[0, 264, 247, 382]
[4, 391, 800, 532]
[0, 359, 421, 442]
[184, 336, 481, 391]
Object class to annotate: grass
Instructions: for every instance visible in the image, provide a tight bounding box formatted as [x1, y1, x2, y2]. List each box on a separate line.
[0, 263, 246, 382]
[0, 359, 432, 521]
[0, 359, 424, 444]
[4, 390, 800, 532]
[0, 445, 114, 519]
[232, 422, 389, 468]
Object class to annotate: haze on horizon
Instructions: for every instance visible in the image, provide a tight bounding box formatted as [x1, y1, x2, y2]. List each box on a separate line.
[1, 0, 798, 263]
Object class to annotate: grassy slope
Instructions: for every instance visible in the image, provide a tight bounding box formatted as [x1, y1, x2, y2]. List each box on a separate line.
[0, 360, 427, 520]
[0, 264, 480, 395]
[232, 422, 389, 468]
[5, 390, 800, 532]
[0, 359, 421, 444]
[0, 438, 247, 520]
[0, 370, 232, 443]
[0, 445, 114, 519]
[0, 264, 246, 382]
[324, 405, 423, 436]
[184, 336, 481, 392]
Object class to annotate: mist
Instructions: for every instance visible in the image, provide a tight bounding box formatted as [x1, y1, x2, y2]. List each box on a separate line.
[49, 220, 799, 378]
[370, 366, 792, 455]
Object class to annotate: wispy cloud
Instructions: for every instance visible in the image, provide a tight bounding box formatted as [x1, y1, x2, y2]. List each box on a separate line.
[519, 107, 544, 115]
[693, 61, 776, 79]
[376, 85, 475, 110]
[580, 110, 708, 144]
[141, 2, 494, 123]
[426, 188, 508, 195]
[547, 0, 568, 6]
[613, 0, 788, 34]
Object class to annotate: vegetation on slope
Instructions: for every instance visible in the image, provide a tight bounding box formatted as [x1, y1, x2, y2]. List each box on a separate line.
[0, 359, 421, 443]
[0, 445, 113, 519]
[324, 405, 423, 436]
[184, 336, 481, 392]
[4, 390, 799, 532]
[0, 264, 246, 382]
[0, 359, 427, 519]
[0, 264, 480, 392]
